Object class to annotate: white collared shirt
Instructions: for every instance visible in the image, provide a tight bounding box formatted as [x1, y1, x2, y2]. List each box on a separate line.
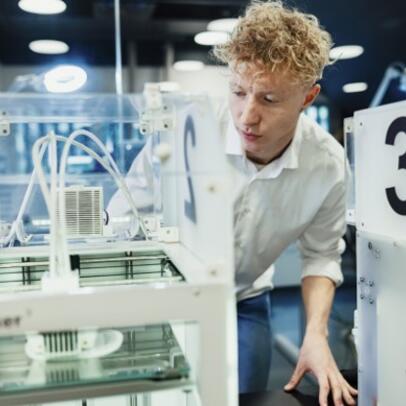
[220, 109, 346, 300]
[109, 105, 347, 301]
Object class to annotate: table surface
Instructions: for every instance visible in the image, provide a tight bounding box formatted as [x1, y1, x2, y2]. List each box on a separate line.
[240, 369, 358, 406]
[240, 389, 320, 406]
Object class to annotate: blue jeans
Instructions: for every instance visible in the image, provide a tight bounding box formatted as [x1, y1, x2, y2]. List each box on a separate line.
[237, 291, 273, 393]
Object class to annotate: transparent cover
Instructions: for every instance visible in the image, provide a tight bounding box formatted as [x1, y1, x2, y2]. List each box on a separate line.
[0, 246, 183, 293]
[0, 323, 191, 400]
[0, 93, 234, 278]
[0, 94, 145, 246]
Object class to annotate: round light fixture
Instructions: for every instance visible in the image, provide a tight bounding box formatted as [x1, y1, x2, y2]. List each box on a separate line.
[44, 65, 87, 93]
[342, 82, 368, 93]
[29, 40, 69, 55]
[18, 0, 66, 14]
[159, 82, 180, 92]
[173, 61, 204, 72]
[207, 18, 238, 33]
[330, 45, 364, 60]
[194, 31, 229, 46]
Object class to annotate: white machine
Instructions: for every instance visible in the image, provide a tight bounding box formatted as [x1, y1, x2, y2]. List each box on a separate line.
[346, 99, 406, 406]
[0, 90, 238, 405]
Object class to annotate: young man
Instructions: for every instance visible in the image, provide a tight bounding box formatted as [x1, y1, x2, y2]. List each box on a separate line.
[109, 1, 357, 405]
[212, 1, 357, 405]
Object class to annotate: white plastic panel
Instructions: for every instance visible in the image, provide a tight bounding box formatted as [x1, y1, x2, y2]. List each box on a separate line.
[373, 235, 406, 406]
[356, 234, 378, 406]
[354, 100, 406, 239]
[160, 97, 234, 284]
[344, 117, 355, 225]
[357, 231, 406, 406]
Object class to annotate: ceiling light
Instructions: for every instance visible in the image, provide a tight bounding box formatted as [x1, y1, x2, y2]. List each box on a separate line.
[67, 156, 93, 165]
[44, 65, 87, 93]
[343, 82, 368, 93]
[207, 18, 238, 33]
[29, 40, 69, 55]
[194, 31, 229, 46]
[400, 75, 406, 92]
[159, 82, 180, 92]
[173, 61, 204, 72]
[18, 0, 66, 15]
[330, 45, 364, 60]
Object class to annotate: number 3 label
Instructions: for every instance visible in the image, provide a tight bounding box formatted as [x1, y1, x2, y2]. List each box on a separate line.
[385, 116, 406, 215]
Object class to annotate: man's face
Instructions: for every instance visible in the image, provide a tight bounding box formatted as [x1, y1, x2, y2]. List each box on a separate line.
[228, 65, 319, 165]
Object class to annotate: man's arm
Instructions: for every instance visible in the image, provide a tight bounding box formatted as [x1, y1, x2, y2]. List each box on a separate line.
[107, 137, 155, 217]
[284, 276, 357, 406]
[284, 167, 358, 405]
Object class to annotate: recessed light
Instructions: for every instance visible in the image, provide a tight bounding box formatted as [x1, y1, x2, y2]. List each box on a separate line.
[29, 40, 69, 55]
[44, 65, 87, 93]
[343, 82, 368, 93]
[67, 156, 93, 165]
[173, 61, 204, 72]
[159, 82, 180, 92]
[18, 0, 66, 15]
[330, 45, 364, 60]
[194, 31, 229, 46]
[207, 18, 238, 33]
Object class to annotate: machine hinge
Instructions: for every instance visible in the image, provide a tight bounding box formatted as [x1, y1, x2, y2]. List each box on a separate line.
[0, 112, 10, 136]
[139, 83, 176, 135]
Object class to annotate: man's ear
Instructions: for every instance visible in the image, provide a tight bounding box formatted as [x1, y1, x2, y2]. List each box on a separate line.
[302, 84, 321, 110]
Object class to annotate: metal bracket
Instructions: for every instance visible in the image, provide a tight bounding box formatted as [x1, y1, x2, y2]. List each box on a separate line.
[158, 227, 179, 243]
[139, 83, 175, 136]
[358, 275, 375, 304]
[344, 117, 353, 133]
[142, 215, 161, 240]
[0, 112, 10, 136]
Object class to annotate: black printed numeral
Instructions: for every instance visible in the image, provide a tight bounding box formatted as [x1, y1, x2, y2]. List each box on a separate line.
[385, 116, 406, 215]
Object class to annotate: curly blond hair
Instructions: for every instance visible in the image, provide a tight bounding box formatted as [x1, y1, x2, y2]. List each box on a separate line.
[213, 0, 333, 85]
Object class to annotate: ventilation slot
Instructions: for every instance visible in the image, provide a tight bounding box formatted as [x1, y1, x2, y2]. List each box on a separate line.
[58, 186, 104, 238]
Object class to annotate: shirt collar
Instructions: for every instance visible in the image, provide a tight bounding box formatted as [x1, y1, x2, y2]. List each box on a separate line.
[225, 113, 303, 179]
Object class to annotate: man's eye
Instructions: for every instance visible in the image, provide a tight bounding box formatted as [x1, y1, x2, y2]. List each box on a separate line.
[233, 91, 245, 97]
[264, 95, 274, 103]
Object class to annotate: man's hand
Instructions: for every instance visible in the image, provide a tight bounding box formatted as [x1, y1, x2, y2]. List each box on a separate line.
[284, 332, 358, 406]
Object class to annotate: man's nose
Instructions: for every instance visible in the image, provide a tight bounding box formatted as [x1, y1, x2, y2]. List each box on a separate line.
[240, 96, 260, 127]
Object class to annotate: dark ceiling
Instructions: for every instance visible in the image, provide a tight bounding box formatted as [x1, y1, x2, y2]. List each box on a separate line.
[0, 0, 405, 115]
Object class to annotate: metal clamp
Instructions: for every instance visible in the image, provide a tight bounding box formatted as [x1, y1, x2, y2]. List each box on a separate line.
[139, 83, 175, 135]
[0, 113, 10, 136]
